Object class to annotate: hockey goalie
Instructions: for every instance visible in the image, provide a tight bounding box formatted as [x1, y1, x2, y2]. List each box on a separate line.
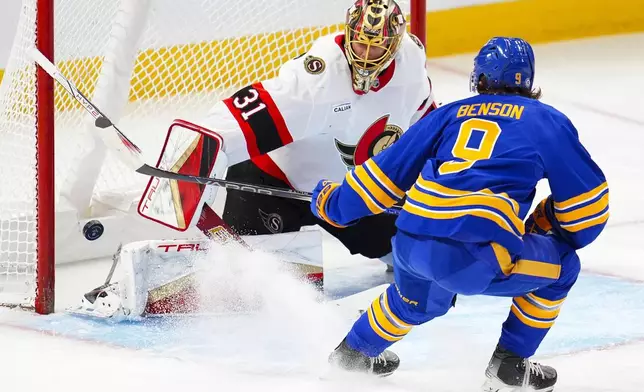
[69, 0, 437, 320]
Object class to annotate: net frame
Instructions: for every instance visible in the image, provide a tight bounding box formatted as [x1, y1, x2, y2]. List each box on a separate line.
[35, 0, 55, 315]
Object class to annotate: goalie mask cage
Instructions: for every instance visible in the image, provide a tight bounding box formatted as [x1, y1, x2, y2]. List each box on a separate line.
[0, 0, 426, 314]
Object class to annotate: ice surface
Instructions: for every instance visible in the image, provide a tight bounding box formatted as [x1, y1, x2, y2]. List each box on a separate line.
[2, 33, 644, 391]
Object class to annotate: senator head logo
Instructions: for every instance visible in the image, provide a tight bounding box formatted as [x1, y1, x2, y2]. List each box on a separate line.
[304, 56, 326, 75]
[334, 114, 402, 169]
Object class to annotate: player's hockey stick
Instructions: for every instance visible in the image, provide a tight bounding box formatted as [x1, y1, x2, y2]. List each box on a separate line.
[31, 48, 400, 215]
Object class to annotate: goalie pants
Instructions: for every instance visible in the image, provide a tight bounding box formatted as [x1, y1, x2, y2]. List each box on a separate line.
[345, 231, 581, 358]
[223, 159, 397, 259]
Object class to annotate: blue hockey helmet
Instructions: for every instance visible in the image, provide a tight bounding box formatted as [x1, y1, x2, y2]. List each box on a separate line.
[470, 37, 535, 93]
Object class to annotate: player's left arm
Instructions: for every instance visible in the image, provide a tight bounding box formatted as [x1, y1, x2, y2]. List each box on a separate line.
[527, 115, 609, 249]
[311, 111, 442, 227]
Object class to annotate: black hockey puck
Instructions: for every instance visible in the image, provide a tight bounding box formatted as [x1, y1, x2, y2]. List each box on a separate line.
[83, 220, 104, 241]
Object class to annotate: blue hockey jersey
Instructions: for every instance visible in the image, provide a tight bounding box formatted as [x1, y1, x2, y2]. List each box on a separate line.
[321, 94, 608, 254]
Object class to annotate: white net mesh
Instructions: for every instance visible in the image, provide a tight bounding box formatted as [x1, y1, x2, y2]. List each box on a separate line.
[0, 0, 413, 308]
[0, 1, 39, 306]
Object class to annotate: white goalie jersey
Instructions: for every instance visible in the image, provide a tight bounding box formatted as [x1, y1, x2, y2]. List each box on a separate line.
[197, 32, 436, 191]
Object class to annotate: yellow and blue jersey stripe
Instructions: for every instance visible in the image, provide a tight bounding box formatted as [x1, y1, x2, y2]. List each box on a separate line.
[346, 160, 405, 213]
[404, 176, 524, 238]
[554, 182, 609, 233]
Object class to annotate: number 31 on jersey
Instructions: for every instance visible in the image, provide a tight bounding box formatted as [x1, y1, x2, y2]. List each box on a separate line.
[438, 118, 502, 175]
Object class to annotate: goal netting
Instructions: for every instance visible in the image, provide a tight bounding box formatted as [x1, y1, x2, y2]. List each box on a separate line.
[0, 0, 421, 312]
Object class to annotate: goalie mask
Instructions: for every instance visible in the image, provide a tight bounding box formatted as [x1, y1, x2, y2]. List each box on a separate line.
[344, 0, 406, 93]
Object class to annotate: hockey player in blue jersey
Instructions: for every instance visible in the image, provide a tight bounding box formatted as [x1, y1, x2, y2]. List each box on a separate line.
[310, 37, 608, 391]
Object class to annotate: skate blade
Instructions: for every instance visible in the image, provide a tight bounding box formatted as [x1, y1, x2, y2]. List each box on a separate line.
[481, 377, 554, 392]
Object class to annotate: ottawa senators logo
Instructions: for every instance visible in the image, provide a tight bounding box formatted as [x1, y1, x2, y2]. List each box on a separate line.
[304, 56, 326, 75]
[334, 115, 403, 169]
[258, 209, 284, 234]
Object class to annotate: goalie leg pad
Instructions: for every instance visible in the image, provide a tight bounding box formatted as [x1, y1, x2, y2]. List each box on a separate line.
[68, 240, 205, 319]
[69, 229, 324, 320]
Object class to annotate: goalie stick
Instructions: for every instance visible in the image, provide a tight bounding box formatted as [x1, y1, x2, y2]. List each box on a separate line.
[30, 48, 400, 215]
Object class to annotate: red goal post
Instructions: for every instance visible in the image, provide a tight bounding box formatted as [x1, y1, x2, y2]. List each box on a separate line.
[411, 0, 427, 49]
[35, 0, 55, 315]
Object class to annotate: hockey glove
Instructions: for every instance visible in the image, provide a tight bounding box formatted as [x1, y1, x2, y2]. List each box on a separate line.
[311, 180, 347, 228]
[525, 197, 554, 235]
[525, 195, 575, 245]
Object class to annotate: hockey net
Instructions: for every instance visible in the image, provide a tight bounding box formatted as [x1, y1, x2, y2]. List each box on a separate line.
[0, 0, 424, 313]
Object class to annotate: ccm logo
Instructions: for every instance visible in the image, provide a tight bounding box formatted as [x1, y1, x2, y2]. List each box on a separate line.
[157, 243, 208, 252]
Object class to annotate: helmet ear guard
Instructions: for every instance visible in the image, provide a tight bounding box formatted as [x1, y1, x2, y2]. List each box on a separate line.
[344, 0, 406, 93]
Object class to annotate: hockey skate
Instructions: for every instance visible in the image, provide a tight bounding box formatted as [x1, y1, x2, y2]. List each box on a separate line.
[482, 345, 557, 392]
[328, 338, 400, 377]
